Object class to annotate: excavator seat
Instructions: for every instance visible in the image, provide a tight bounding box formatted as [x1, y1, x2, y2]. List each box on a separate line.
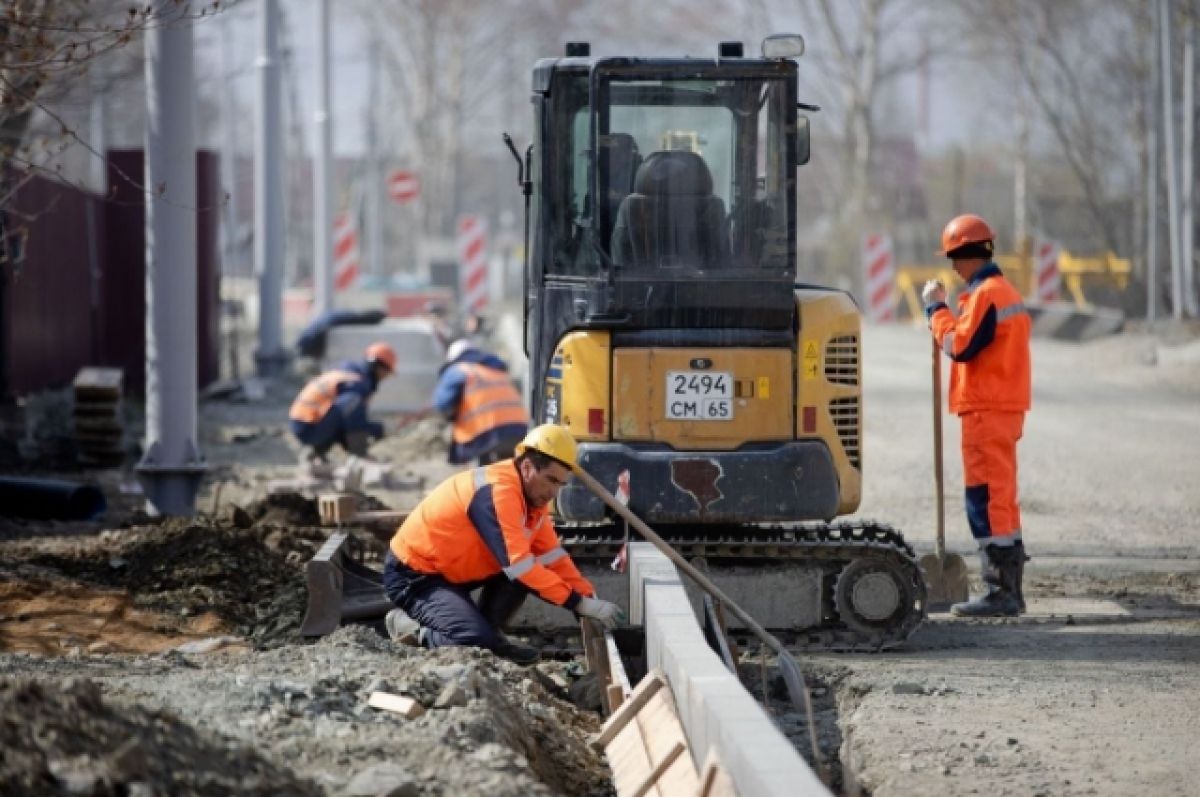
[611, 150, 730, 270]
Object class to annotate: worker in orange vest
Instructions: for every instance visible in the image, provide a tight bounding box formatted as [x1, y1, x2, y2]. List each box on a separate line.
[382, 424, 624, 664]
[923, 214, 1032, 617]
[288, 342, 396, 467]
[434, 339, 530, 465]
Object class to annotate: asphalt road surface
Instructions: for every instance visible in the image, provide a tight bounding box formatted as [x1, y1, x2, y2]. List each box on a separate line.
[806, 321, 1200, 797]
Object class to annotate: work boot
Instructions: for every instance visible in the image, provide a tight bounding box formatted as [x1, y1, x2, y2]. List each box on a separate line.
[951, 544, 1021, 618]
[492, 633, 540, 666]
[1014, 540, 1028, 614]
[385, 609, 421, 645]
[299, 450, 334, 480]
[344, 430, 372, 457]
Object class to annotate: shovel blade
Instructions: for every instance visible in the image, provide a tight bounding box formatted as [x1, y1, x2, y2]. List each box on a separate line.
[919, 552, 970, 611]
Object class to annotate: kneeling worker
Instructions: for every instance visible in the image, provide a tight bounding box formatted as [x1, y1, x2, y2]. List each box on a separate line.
[289, 342, 396, 469]
[383, 424, 624, 664]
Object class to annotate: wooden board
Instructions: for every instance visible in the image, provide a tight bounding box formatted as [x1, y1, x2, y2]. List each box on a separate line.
[366, 691, 425, 719]
[596, 670, 699, 797]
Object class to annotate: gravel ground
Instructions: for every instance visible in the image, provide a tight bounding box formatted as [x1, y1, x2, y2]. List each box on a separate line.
[2, 316, 1197, 796]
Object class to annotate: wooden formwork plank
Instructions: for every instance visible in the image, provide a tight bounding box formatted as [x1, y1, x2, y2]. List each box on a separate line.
[606, 631, 633, 703]
[594, 670, 664, 748]
[597, 669, 699, 797]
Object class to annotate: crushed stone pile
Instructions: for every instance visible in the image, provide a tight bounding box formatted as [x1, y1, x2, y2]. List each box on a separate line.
[0, 677, 323, 796]
[258, 626, 615, 796]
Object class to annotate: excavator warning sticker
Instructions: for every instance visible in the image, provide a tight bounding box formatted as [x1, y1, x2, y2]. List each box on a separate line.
[803, 340, 820, 380]
[665, 371, 733, 420]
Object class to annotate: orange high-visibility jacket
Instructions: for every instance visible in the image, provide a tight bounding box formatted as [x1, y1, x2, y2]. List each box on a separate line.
[451, 362, 529, 445]
[288, 369, 365, 423]
[929, 263, 1032, 415]
[390, 461, 595, 608]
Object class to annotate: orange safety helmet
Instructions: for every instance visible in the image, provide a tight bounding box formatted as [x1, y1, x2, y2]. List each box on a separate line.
[940, 214, 995, 257]
[364, 342, 397, 373]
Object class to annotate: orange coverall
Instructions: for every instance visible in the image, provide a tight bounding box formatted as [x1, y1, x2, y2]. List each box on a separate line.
[927, 263, 1032, 541]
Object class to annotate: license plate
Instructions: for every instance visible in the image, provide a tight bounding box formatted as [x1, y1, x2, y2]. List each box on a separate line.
[665, 370, 733, 420]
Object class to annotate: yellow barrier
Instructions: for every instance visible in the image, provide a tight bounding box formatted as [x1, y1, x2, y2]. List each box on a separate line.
[894, 249, 1130, 315]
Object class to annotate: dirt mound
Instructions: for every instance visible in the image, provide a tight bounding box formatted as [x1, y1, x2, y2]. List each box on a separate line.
[0, 677, 322, 795]
[14, 514, 350, 647]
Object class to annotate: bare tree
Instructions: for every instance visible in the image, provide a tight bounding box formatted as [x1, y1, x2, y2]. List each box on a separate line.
[954, 0, 1152, 256]
[1, 0, 226, 273]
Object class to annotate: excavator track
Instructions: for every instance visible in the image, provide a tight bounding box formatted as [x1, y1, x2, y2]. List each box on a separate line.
[558, 519, 927, 652]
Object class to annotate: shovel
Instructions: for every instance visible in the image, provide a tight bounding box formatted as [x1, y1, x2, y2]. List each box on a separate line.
[919, 336, 970, 610]
[572, 467, 820, 743]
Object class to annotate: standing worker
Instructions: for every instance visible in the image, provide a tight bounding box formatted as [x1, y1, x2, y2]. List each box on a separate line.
[922, 214, 1032, 617]
[434, 338, 530, 465]
[382, 424, 624, 664]
[288, 342, 396, 470]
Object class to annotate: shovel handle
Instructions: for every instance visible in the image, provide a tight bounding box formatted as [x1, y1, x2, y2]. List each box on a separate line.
[933, 337, 946, 560]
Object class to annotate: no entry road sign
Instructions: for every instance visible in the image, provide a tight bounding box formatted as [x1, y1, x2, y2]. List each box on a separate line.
[387, 170, 421, 204]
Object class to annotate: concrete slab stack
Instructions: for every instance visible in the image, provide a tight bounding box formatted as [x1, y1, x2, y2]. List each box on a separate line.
[72, 367, 125, 468]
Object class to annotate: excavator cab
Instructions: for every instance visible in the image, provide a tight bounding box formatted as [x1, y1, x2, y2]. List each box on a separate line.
[518, 41, 866, 528]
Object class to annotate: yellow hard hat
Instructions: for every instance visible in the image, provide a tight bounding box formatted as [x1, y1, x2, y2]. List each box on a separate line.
[515, 424, 578, 469]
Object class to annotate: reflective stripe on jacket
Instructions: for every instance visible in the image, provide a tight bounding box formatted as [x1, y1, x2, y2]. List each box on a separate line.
[451, 363, 530, 445]
[929, 263, 1032, 415]
[288, 369, 365, 423]
[389, 461, 594, 607]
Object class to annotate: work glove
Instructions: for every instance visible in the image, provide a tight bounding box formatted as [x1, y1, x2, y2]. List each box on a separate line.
[921, 279, 947, 307]
[575, 595, 626, 630]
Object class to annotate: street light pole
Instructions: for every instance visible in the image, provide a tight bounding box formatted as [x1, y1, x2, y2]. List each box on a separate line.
[138, 1, 206, 515]
[255, 0, 288, 374]
[313, 0, 333, 317]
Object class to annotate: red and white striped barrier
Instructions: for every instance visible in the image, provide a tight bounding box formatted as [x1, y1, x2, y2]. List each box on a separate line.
[1032, 236, 1060, 303]
[862, 232, 896, 322]
[610, 470, 631, 573]
[333, 210, 360, 292]
[457, 215, 488, 314]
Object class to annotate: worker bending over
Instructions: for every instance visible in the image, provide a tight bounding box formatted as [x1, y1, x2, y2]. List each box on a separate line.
[383, 424, 623, 664]
[922, 214, 1032, 617]
[288, 342, 396, 470]
[434, 338, 530, 465]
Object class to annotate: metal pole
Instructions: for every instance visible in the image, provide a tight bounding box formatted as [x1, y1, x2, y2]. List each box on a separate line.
[1182, 2, 1197, 317]
[1014, 85, 1029, 256]
[255, 0, 288, 375]
[1161, 0, 1185, 320]
[313, 0, 333, 316]
[366, 36, 384, 281]
[137, 1, 206, 516]
[219, 12, 240, 279]
[1149, 1, 1161, 323]
[86, 66, 107, 360]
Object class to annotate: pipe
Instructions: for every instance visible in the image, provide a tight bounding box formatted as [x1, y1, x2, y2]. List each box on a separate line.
[0, 477, 106, 521]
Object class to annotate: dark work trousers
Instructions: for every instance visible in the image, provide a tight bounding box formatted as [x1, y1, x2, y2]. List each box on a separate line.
[382, 550, 530, 650]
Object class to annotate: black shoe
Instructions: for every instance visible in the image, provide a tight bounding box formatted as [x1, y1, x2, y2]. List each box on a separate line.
[1014, 540, 1029, 614]
[953, 543, 1021, 617]
[951, 588, 1020, 617]
[493, 634, 539, 665]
